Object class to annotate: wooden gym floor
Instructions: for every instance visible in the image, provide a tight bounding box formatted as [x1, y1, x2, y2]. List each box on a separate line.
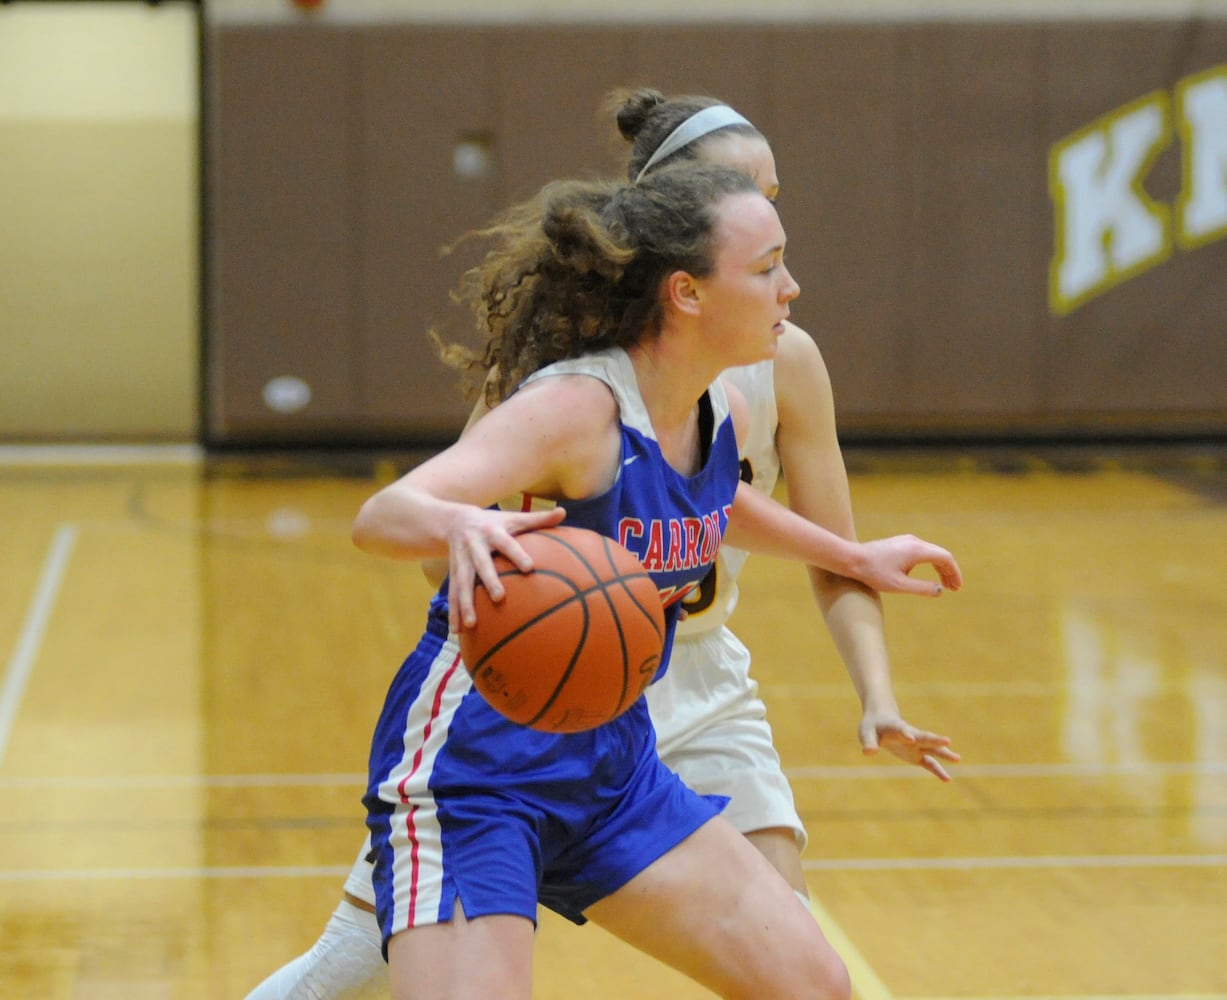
[1, 443, 1225, 999]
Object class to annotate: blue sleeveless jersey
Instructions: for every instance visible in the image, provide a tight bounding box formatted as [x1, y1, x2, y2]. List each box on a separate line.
[520, 348, 740, 675]
[364, 347, 742, 938]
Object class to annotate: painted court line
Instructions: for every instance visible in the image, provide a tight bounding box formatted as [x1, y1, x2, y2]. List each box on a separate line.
[767, 679, 1227, 698]
[0, 772, 368, 789]
[0, 444, 201, 466]
[804, 854, 1227, 872]
[0, 865, 351, 883]
[0, 524, 78, 769]
[2, 758, 1223, 789]
[5, 855, 1223, 885]
[788, 760, 1227, 780]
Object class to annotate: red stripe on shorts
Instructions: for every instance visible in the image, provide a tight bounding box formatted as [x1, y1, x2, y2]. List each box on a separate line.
[397, 648, 465, 928]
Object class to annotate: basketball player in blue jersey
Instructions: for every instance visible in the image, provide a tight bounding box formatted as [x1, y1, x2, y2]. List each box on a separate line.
[245, 100, 962, 1000]
[353, 163, 966, 1000]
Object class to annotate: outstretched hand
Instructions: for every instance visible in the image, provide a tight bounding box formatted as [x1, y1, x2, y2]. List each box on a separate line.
[850, 535, 963, 597]
[859, 710, 960, 781]
[446, 505, 567, 632]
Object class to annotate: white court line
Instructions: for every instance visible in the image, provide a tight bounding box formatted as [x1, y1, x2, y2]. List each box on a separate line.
[0, 444, 201, 466]
[4, 856, 1222, 884]
[765, 680, 1227, 698]
[788, 760, 1227, 780]
[0, 865, 351, 883]
[0, 524, 78, 769]
[0, 771, 368, 789]
[2, 759, 1224, 789]
[804, 853, 1227, 871]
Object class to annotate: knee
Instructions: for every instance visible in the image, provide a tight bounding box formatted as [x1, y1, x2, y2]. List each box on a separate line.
[740, 931, 850, 1000]
[816, 948, 852, 1000]
[789, 933, 851, 1000]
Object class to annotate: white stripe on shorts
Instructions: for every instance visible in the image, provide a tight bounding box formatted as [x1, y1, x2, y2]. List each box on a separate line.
[380, 641, 469, 931]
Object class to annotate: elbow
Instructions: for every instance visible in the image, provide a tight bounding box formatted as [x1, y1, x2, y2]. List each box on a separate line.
[351, 499, 384, 555]
[351, 491, 430, 561]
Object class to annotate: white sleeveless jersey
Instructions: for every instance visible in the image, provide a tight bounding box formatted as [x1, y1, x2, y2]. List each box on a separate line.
[675, 359, 779, 638]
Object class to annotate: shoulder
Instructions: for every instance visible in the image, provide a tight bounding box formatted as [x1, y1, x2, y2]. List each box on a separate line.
[503, 371, 620, 434]
[772, 321, 833, 413]
[468, 372, 621, 500]
[774, 321, 827, 373]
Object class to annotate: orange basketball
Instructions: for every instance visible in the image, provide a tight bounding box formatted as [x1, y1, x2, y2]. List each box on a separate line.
[458, 525, 665, 734]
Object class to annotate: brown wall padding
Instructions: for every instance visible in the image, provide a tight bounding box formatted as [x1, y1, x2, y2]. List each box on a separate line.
[204, 20, 1227, 445]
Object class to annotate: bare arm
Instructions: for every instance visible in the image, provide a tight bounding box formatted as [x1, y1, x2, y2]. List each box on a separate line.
[771, 324, 958, 779]
[724, 481, 962, 596]
[352, 376, 617, 629]
[723, 333, 961, 594]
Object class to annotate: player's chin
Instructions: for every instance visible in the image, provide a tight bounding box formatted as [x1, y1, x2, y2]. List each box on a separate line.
[758, 327, 784, 356]
[739, 341, 778, 368]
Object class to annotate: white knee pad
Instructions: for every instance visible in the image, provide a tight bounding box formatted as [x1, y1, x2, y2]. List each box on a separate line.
[244, 899, 386, 1000]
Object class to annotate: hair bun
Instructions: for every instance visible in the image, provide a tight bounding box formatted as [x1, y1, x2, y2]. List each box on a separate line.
[610, 87, 667, 141]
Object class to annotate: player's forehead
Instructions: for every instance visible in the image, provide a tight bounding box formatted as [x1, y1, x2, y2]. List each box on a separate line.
[712, 191, 785, 263]
[697, 133, 779, 199]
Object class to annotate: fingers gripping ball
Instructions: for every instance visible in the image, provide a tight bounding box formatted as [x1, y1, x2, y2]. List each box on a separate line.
[459, 526, 665, 734]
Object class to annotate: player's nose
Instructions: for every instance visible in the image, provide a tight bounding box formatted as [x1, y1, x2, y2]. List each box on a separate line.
[779, 265, 800, 302]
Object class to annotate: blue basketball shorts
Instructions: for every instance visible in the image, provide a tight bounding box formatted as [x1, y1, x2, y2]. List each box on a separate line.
[364, 603, 727, 948]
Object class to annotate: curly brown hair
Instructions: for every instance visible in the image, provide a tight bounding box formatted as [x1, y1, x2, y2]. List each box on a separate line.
[434, 162, 760, 405]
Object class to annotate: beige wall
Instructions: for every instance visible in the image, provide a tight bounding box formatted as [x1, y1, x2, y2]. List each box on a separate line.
[0, 2, 198, 442]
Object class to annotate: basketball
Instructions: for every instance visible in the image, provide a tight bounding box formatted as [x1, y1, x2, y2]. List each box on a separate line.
[458, 525, 665, 734]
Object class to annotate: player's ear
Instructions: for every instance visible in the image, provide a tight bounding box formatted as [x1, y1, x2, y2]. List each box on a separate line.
[664, 269, 703, 317]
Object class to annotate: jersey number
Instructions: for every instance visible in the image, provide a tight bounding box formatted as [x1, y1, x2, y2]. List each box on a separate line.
[679, 457, 753, 618]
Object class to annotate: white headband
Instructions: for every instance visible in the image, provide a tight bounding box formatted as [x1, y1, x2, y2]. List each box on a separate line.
[634, 105, 755, 183]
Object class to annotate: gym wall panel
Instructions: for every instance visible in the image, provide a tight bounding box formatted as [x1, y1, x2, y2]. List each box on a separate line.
[207, 27, 358, 440]
[902, 22, 1049, 424]
[630, 28, 776, 123]
[202, 15, 1227, 445]
[495, 27, 639, 197]
[766, 25, 911, 420]
[354, 27, 501, 437]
